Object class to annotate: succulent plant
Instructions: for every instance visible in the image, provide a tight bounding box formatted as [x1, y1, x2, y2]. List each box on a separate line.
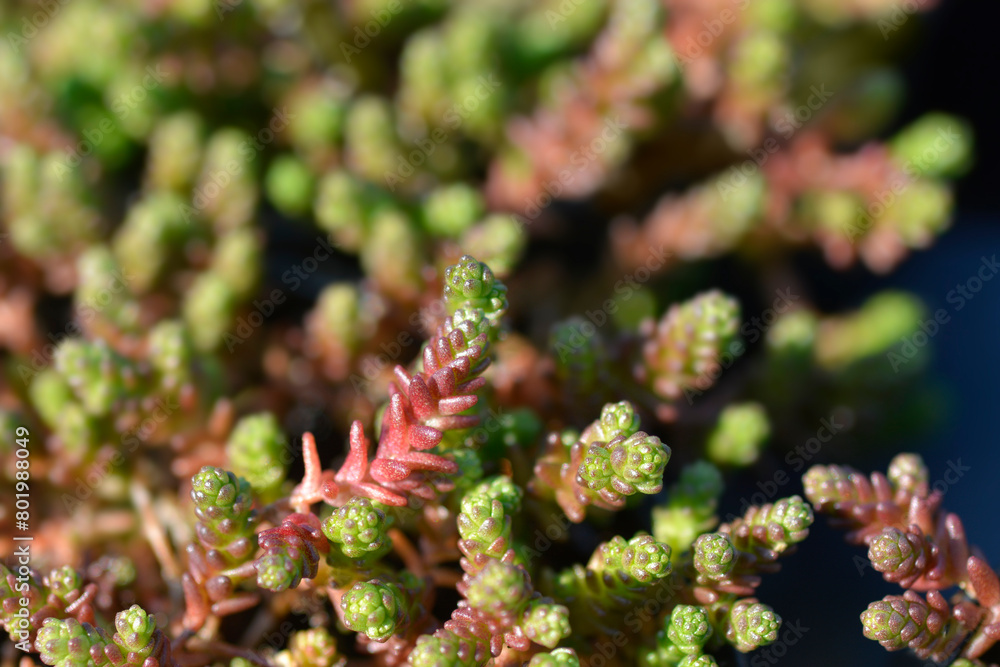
[0, 3, 982, 661]
[725, 600, 781, 653]
[341, 580, 408, 642]
[322, 497, 393, 559]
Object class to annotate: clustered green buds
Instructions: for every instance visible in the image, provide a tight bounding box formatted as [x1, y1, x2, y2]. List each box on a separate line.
[44, 566, 82, 604]
[3, 145, 100, 260]
[579, 431, 670, 498]
[226, 412, 289, 501]
[408, 633, 482, 667]
[693, 533, 736, 579]
[640, 290, 741, 402]
[459, 215, 526, 278]
[310, 283, 364, 355]
[146, 112, 203, 192]
[345, 96, 399, 183]
[255, 513, 329, 592]
[528, 648, 580, 667]
[867, 527, 930, 585]
[725, 599, 781, 652]
[575, 403, 669, 510]
[465, 561, 532, 616]
[457, 494, 508, 558]
[522, 602, 572, 649]
[801, 464, 860, 510]
[112, 605, 156, 661]
[274, 628, 345, 667]
[340, 579, 408, 642]
[361, 208, 425, 302]
[322, 497, 392, 559]
[210, 229, 262, 301]
[457, 481, 516, 563]
[860, 592, 966, 661]
[642, 605, 716, 667]
[470, 476, 523, 515]
[667, 605, 713, 654]
[443, 255, 508, 329]
[112, 192, 191, 293]
[197, 129, 259, 230]
[580, 401, 641, 446]
[443, 308, 493, 351]
[255, 552, 301, 592]
[0, 0, 974, 663]
[190, 467, 256, 563]
[706, 403, 770, 466]
[36, 605, 163, 667]
[731, 496, 814, 552]
[37, 617, 109, 667]
[593, 534, 672, 585]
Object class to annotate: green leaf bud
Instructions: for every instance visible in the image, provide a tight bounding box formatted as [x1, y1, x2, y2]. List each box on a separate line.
[341, 580, 406, 642]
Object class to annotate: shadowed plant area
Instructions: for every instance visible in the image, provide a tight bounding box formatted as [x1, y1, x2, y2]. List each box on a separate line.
[0, 0, 996, 666]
